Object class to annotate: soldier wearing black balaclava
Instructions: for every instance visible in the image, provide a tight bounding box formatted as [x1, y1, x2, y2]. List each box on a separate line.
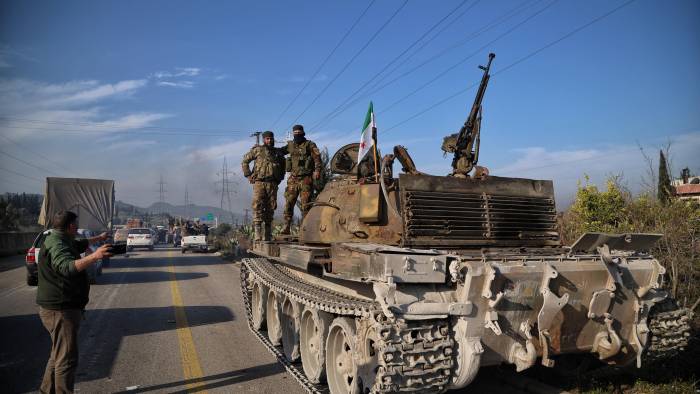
[279, 125, 321, 234]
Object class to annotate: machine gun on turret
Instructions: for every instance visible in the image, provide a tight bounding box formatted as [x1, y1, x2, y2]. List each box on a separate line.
[442, 52, 495, 177]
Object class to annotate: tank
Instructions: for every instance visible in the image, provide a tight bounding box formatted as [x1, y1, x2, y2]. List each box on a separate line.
[240, 54, 692, 393]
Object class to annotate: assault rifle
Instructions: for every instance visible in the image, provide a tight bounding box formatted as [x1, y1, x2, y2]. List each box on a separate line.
[442, 52, 495, 177]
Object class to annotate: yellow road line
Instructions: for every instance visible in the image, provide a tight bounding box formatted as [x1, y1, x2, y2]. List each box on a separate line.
[168, 250, 208, 393]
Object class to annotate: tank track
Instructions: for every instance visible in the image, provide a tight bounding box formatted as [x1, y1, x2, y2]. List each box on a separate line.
[644, 299, 693, 363]
[240, 261, 327, 394]
[241, 257, 453, 394]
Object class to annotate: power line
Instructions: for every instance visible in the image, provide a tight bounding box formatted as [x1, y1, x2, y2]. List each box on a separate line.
[0, 124, 240, 137]
[0, 176, 37, 190]
[0, 116, 247, 134]
[0, 167, 43, 182]
[365, 0, 484, 93]
[269, 0, 376, 131]
[0, 134, 76, 175]
[309, 0, 474, 131]
[0, 150, 61, 176]
[380, 0, 558, 115]
[310, 0, 538, 129]
[287, 0, 409, 129]
[384, 0, 637, 134]
[492, 0, 637, 77]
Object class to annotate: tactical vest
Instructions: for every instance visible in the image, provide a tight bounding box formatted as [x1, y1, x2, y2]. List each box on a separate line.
[254, 146, 285, 183]
[286, 140, 315, 177]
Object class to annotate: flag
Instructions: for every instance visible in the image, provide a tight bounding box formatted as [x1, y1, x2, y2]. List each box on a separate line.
[358, 101, 375, 162]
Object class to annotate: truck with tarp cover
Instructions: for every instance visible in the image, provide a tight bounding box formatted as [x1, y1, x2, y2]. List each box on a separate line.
[38, 177, 115, 233]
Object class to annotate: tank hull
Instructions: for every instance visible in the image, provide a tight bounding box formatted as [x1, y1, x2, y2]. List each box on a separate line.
[243, 241, 692, 393]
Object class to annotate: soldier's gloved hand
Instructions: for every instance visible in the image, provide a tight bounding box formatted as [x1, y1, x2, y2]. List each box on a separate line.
[248, 176, 256, 184]
[313, 170, 320, 180]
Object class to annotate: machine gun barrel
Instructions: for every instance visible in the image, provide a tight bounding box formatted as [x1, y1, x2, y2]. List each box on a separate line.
[457, 53, 494, 151]
[449, 53, 494, 177]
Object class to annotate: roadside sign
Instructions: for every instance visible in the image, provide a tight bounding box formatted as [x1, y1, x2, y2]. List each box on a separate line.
[206, 213, 214, 221]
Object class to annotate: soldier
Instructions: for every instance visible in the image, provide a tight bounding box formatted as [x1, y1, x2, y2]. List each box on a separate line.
[280, 124, 322, 234]
[241, 131, 285, 241]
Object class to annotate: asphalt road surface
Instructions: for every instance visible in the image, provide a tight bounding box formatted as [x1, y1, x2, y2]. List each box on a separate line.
[0, 246, 304, 394]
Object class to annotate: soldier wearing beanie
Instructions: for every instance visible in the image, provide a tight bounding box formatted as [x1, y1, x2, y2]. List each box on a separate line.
[241, 131, 286, 241]
[278, 124, 321, 234]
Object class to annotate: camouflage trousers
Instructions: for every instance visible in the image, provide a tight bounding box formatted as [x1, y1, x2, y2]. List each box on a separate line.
[252, 181, 278, 224]
[283, 175, 313, 220]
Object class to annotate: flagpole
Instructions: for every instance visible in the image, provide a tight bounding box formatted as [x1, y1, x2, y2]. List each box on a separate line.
[372, 126, 379, 182]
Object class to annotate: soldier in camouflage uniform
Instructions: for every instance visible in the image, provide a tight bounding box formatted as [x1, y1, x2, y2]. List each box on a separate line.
[279, 125, 321, 234]
[241, 131, 285, 241]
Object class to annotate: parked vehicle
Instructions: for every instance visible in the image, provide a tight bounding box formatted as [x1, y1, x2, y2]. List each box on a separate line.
[127, 228, 155, 251]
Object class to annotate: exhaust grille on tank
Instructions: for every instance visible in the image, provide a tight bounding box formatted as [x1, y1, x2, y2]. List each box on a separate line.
[402, 190, 559, 247]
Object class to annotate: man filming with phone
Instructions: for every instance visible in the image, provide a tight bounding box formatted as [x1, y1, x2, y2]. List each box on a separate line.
[36, 210, 112, 393]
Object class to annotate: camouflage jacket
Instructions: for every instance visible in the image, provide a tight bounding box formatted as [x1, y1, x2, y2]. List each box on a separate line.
[280, 139, 322, 177]
[241, 145, 285, 183]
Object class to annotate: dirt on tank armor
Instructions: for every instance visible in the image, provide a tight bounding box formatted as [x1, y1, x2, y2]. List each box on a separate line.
[241, 53, 692, 394]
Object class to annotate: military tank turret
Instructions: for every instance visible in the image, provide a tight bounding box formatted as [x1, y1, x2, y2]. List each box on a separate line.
[241, 54, 692, 394]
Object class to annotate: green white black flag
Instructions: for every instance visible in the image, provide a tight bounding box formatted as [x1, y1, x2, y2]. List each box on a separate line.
[358, 101, 375, 162]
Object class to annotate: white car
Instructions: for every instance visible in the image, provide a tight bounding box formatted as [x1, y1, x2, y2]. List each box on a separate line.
[127, 228, 155, 251]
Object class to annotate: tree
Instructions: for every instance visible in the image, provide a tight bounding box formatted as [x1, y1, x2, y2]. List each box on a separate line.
[658, 150, 673, 204]
[0, 199, 20, 230]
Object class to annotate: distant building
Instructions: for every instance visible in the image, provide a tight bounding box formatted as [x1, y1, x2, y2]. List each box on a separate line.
[672, 168, 700, 202]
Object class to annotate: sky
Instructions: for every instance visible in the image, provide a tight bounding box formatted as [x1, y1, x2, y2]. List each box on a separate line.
[0, 0, 698, 214]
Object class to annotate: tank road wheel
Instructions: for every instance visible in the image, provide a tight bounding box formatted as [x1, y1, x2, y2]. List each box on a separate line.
[251, 281, 267, 331]
[300, 307, 333, 383]
[326, 317, 360, 394]
[266, 290, 282, 346]
[356, 319, 380, 393]
[281, 297, 301, 362]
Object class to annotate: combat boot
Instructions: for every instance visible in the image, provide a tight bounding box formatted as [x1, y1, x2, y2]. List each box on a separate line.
[264, 222, 272, 241]
[253, 223, 262, 241]
[280, 218, 291, 235]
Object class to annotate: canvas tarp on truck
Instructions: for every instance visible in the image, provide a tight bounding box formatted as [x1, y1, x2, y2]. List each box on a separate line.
[38, 177, 115, 231]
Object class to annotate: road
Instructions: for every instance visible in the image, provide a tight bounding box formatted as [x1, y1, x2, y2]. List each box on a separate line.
[0, 246, 304, 394]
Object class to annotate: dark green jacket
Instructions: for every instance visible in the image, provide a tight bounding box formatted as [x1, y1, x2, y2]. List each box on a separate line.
[36, 230, 90, 310]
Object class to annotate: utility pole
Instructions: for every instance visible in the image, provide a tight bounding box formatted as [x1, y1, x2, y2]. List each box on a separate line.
[250, 131, 262, 146]
[184, 185, 190, 220]
[157, 174, 167, 219]
[216, 157, 237, 224]
[244, 209, 250, 226]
